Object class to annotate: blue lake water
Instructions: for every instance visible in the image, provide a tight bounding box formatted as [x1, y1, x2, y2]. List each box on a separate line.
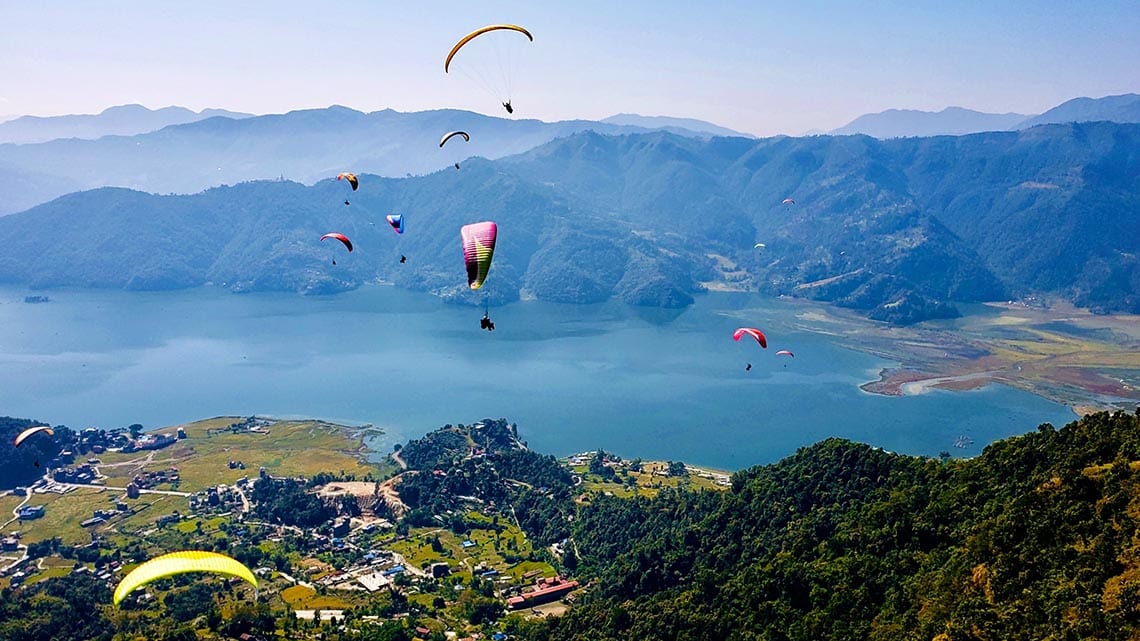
[0, 286, 1075, 470]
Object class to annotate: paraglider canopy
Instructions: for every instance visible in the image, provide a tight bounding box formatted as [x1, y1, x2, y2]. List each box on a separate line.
[321, 233, 353, 252]
[337, 173, 359, 191]
[440, 131, 471, 147]
[754, 243, 766, 249]
[445, 25, 533, 112]
[776, 350, 794, 357]
[386, 214, 405, 235]
[782, 198, 795, 205]
[733, 327, 767, 349]
[461, 221, 498, 290]
[14, 425, 53, 447]
[114, 551, 257, 606]
[445, 25, 533, 72]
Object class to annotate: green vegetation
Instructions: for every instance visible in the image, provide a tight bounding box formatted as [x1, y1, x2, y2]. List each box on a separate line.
[521, 410, 1140, 641]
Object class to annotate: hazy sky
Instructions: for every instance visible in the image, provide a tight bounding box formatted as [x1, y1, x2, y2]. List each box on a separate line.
[1, 1, 1137, 135]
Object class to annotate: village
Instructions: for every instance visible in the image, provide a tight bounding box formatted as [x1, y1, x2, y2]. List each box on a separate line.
[1, 418, 656, 639]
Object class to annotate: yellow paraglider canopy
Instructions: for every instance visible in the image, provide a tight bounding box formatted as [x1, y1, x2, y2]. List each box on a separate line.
[114, 551, 257, 606]
[445, 25, 533, 73]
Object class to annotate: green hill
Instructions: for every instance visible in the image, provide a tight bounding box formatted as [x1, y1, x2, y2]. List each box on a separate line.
[528, 410, 1140, 641]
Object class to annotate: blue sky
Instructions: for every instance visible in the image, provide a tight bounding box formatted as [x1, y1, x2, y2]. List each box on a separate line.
[1, 1, 1137, 135]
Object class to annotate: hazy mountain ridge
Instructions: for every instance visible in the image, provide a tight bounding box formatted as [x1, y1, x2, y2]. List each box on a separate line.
[0, 103, 252, 144]
[832, 93, 1140, 138]
[601, 113, 753, 138]
[1018, 93, 1140, 129]
[830, 106, 1029, 138]
[0, 122, 1135, 322]
[0, 106, 739, 215]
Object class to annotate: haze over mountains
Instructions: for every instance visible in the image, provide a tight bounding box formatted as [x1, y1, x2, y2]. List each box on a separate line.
[831, 93, 1140, 138]
[0, 106, 746, 215]
[0, 121, 1136, 324]
[0, 104, 251, 144]
[0, 93, 1135, 217]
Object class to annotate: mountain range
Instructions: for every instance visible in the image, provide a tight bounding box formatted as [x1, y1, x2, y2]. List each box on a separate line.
[0, 121, 1136, 324]
[831, 93, 1140, 138]
[0, 106, 749, 216]
[0, 103, 251, 145]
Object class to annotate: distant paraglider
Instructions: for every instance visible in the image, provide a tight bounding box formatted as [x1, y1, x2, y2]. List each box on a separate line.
[338, 173, 358, 204]
[445, 25, 533, 113]
[782, 198, 795, 205]
[440, 131, 470, 147]
[440, 131, 471, 169]
[386, 214, 405, 235]
[337, 173, 359, 191]
[776, 349, 794, 367]
[387, 215, 407, 263]
[321, 233, 353, 264]
[733, 327, 767, 349]
[754, 243, 766, 250]
[114, 551, 257, 606]
[13, 425, 53, 447]
[321, 233, 353, 253]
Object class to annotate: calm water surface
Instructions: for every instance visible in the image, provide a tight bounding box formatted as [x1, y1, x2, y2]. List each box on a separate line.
[0, 286, 1075, 469]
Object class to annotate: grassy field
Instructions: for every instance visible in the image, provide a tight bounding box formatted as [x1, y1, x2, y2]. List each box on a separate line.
[9, 488, 112, 546]
[280, 584, 352, 610]
[390, 518, 553, 580]
[115, 418, 380, 492]
[577, 461, 730, 500]
[22, 556, 74, 586]
[0, 494, 25, 520]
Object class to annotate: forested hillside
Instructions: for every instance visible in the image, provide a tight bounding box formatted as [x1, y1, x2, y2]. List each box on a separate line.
[528, 410, 1140, 641]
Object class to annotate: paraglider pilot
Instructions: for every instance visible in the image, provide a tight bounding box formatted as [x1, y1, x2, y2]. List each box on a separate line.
[480, 312, 495, 331]
[745, 363, 752, 372]
[502, 101, 513, 114]
[400, 255, 407, 264]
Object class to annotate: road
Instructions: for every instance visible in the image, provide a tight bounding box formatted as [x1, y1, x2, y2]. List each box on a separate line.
[235, 485, 251, 513]
[276, 570, 314, 590]
[391, 450, 407, 470]
[1, 492, 33, 530]
[53, 481, 191, 497]
[0, 545, 28, 574]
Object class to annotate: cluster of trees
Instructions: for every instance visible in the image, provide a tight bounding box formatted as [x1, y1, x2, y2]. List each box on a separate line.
[397, 419, 520, 471]
[0, 574, 112, 641]
[249, 476, 336, 528]
[396, 420, 580, 540]
[517, 410, 1140, 641]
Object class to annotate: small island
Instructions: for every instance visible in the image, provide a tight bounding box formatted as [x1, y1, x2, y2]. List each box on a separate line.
[22, 295, 50, 304]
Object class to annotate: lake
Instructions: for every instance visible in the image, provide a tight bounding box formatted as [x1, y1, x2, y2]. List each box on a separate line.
[0, 286, 1076, 470]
